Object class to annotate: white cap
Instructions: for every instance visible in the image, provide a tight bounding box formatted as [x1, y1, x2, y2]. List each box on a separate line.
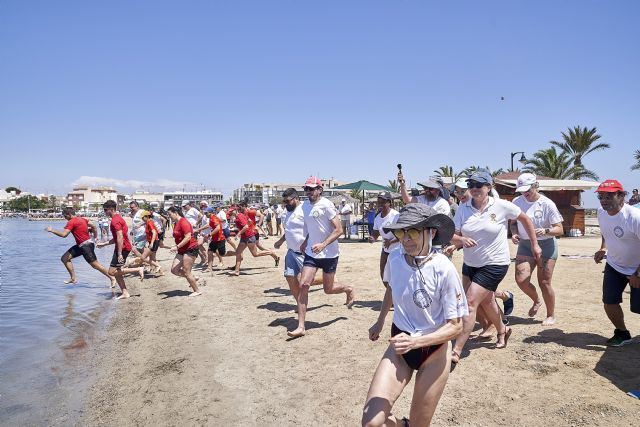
[341, 198, 346, 202]
[454, 178, 468, 189]
[516, 173, 537, 192]
[181, 200, 191, 207]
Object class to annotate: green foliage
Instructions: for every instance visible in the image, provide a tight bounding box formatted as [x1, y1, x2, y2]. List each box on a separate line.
[550, 126, 609, 168]
[523, 147, 598, 180]
[268, 196, 280, 206]
[387, 179, 399, 192]
[632, 150, 640, 171]
[461, 166, 504, 178]
[5, 186, 21, 194]
[7, 195, 46, 211]
[433, 165, 464, 181]
[349, 189, 361, 199]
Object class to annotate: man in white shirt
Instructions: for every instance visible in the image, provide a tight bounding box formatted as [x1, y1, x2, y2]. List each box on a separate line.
[339, 198, 353, 239]
[594, 179, 640, 346]
[275, 203, 285, 236]
[398, 169, 451, 216]
[129, 201, 147, 257]
[274, 188, 306, 331]
[288, 177, 355, 338]
[216, 205, 237, 250]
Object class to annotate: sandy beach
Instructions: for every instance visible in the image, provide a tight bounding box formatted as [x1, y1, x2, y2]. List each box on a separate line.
[82, 235, 639, 426]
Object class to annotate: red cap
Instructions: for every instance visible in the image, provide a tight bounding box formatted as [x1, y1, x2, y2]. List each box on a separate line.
[596, 179, 624, 193]
[304, 176, 322, 188]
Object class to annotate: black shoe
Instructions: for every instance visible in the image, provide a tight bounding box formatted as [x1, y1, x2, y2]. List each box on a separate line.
[606, 329, 633, 347]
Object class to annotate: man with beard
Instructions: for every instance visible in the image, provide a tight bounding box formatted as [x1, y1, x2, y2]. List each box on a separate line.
[398, 169, 450, 216]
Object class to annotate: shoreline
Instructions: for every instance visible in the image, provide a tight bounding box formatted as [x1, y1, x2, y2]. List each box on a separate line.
[83, 236, 639, 426]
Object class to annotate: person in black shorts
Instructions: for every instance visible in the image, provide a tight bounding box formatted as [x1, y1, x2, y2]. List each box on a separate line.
[46, 207, 116, 287]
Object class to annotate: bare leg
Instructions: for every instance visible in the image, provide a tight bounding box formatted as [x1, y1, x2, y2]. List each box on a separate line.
[61, 252, 77, 284]
[247, 242, 279, 262]
[604, 303, 628, 331]
[234, 243, 247, 275]
[108, 266, 130, 299]
[289, 266, 316, 337]
[285, 275, 301, 302]
[478, 294, 510, 348]
[322, 271, 355, 308]
[515, 257, 541, 317]
[180, 254, 201, 296]
[89, 260, 117, 287]
[538, 258, 557, 325]
[361, 345, 413, 427]
[409, 342, 451, 426]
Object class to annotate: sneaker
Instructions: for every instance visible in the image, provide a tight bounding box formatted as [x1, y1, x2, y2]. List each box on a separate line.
[502, 317, 510, 326]
[606, 329, 633, 347]
[503, 291, 514, 316]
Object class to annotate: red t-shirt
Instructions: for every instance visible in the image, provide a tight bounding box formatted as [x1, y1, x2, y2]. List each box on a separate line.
[64, 216, 91, 245]
[209, 215, 225, 242]
[173, 217, 198, 254]
[110, 214, 133, 251]
[235, 212, 256, 238]
[145, 219, 159, 243]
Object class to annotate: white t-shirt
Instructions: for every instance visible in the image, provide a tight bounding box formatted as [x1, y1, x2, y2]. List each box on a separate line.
[184, 207, 201, 227]
[302, 197, 340, 259]
[339, 203, 352, 221]
[415, 195, 451, 216]
[198, 214, 211, 236]
[513, 194, 563, 241]
[284, 204, 305, 253]
[373, 209, 401, 253]
[217, 210, 229, 229]
[453, 197, 521, 267]
[152, 213, 164, 233]
[276, 205, 286, 220]
[131, 210, 146, 242]
[598, 204, 640, 276]
[383, 251, 468, 336]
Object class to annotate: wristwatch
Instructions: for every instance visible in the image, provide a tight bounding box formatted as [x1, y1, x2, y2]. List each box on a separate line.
[544, 228, 550, 235]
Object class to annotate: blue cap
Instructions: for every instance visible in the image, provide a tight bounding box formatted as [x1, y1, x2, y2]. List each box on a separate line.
[204, 207, 215, 213]
[467, 170, 493, 185]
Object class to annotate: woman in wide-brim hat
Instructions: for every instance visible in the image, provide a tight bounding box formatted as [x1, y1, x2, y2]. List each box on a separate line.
[363, 204, 468, 427]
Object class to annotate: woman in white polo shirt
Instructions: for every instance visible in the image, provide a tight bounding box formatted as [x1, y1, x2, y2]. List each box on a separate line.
[511, 173, 564, 326]
[449, 171, 541, 364]
[369, 191, 400, 287]
[364, 204, 467, 427]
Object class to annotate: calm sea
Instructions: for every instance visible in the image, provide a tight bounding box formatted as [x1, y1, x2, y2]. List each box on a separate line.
[0, 218, 117, 426]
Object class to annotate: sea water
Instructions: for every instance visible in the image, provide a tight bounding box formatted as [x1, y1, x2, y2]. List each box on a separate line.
[0, 218, 117, 425]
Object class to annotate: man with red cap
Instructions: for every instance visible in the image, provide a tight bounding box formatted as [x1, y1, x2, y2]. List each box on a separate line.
[594, 179, 640, 346]
[288, 176, 355, 338]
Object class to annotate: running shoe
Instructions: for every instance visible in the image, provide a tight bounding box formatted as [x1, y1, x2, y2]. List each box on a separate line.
[503, 291, 514, 316]
[606, 329, 633, 347]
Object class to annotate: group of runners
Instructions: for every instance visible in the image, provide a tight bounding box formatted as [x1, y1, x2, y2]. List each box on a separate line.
[46, 168, 640, 426]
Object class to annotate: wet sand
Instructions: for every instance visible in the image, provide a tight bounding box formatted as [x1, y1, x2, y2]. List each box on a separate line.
[83, 236, 640, 426]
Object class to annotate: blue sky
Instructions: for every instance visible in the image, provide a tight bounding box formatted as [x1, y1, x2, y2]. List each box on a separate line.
[1, 1, 638, 207]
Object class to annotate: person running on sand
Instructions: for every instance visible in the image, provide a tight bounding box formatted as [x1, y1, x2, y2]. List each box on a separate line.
[594, 179, 640, 346]
[139, 210, 164, 275]
[289, 176, 355, 338]
[216, 205, 237, 251]
[232, 201, 280, 276]
[96, 200, 144, 299]
[46, 207, 116, 287]
[166, 207, 202, 296]
[448, 171, 541, 364]
[204, 207, 229, 271]
[368, 191, 400, 288]
[363, 204, 467, 427]
[181, 200, 206, 265]
[511, 173, 564, 326]
[194, 200, 213, 266]
[274, 188, 306, 328]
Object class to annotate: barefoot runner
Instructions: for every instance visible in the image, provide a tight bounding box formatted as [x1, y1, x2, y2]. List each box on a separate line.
[363, 204, 467, 426]
[290, 176, 355, 338]
[96, 200, 144, 299]
[167, 207, 202, 296]
[46, 207, 116, 287]
[232, 201, 279, 276]
[204, 207, 229, 271]
[139, 210, 164, 275]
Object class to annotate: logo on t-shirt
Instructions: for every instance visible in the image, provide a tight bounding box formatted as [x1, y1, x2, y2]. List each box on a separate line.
[490, 213, 497, 222]
[312, 209, 320, 218]
[534, 209, 543, 219]
[614, 226, 624, 238]
[413, 289, 432, 309]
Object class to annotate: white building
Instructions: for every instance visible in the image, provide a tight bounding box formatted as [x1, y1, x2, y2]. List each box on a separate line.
[232, 178, 347, 204]
[66, 187, 119, 211]
[129, 191, 165, 208]
[163, 191, 223, 207]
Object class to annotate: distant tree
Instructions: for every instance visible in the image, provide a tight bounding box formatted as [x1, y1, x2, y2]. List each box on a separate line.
[461, 166, 503, 178]
[350, 189, 361, 200]
[7, 195, 45, 211]
[5, 186, 21, 194]
[523, 147, 598, 180]
[268, 196, 280, 206]
[47, 195, 58, 209]
[388, 179, 399, 192]
[550, 126, 609, 169]
[631, 149, 640, 171]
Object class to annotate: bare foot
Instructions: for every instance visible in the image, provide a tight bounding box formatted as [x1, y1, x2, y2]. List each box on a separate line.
[542, 316, 556, 326]
[476, 324, 495, 339]
[233, 270, 240, 276]
[528, 301, 542, 317]
[345, 288, 355, 309]
[110, 279, 117, 288]
[138, 267, 145, 282]
[495, 327, 512, 349]
[287, 327, 306, 338]
[189, 291, 202, 297]
[116, 291, 131, 300]
[64, 278, 78, 284]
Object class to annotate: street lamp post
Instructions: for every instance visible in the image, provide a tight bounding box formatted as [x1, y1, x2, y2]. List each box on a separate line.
[510, 152, 527, 171]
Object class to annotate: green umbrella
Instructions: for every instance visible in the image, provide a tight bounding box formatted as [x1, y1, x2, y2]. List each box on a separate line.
[331, 180, 393, 240]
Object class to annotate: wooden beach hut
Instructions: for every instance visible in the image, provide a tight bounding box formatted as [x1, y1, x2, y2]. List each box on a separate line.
[493, 172, 599, 236]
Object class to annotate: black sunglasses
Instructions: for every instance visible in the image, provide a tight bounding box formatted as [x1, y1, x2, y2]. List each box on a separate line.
[304, 186, 318, 192]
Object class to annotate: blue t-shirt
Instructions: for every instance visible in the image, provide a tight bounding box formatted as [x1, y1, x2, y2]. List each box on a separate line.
[367, 210, 377, 224]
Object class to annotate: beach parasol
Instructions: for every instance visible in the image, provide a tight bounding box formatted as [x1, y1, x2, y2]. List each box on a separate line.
[331, 180, 393, 240]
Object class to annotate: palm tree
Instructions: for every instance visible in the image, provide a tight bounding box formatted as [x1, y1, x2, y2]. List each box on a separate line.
[631, 149, 640, 171]
[388, 179, 399, 192]
[433, 165, 464, 181]
[523, 147, 598, 180]
[550, 126, 609, 169]
[461, 166, 504, 178]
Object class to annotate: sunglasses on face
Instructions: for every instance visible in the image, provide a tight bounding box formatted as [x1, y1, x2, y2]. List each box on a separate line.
[304, 186, 318, 192]
[392, 228, 423, 241]
[597, 193, 619, 200]
[467, 181, 486, 189]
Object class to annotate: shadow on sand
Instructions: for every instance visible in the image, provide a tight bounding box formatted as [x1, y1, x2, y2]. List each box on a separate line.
[257, 301, 330, 313]
[268, 316, 348, 340]
[157, 290, 193, 299]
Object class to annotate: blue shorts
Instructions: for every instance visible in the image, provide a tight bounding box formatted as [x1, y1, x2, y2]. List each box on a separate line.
[303, 254, 339, 274]
[223, 228, 231, 238]
[517, 238, 558, 260]
[462, 263, 509, 292]
[284, 249, 304, 277]
[240, 235, 256, 244]
[603, 263, 640, 313]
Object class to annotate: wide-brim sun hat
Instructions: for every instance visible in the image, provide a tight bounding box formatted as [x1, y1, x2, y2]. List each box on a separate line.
[417, 179, 441, 189]
[383, 204, 454, 246]
[516, 173, 537, 192]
